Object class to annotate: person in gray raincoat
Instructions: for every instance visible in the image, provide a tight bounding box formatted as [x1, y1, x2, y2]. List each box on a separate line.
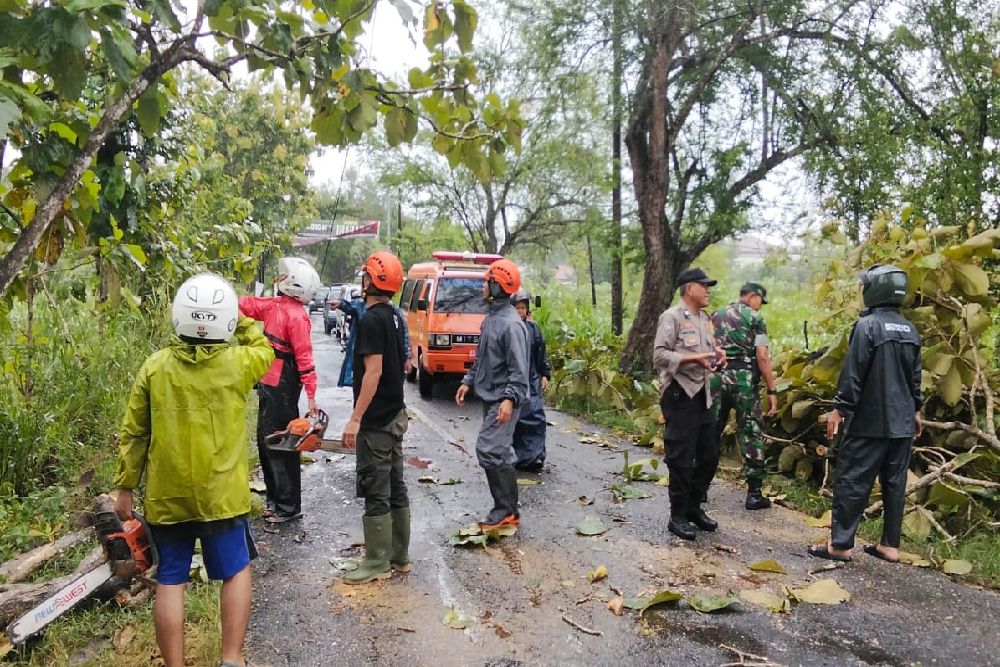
[455, 259, 530, 530]
[510, 289, 551, 473]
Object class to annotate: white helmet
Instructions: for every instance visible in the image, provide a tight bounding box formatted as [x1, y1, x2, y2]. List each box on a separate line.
[276, 257, 321, 304]
[172, 273, 239, 342]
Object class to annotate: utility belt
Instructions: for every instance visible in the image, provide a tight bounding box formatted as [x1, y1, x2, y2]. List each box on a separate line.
[724, 357, 755, 372]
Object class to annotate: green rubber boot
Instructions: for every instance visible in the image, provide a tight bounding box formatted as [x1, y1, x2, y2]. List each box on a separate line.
[344, 514, 392, 585]
[390, 506, 412, 573]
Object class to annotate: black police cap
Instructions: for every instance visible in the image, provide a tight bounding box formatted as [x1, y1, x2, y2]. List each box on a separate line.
[677, 267, 717, 287]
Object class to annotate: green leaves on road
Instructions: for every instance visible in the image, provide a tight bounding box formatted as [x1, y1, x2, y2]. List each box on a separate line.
[748, 559, 787, 574]
[575, 518, 607, 536]
[686, 593, 741, 614]
[442, 609, 475, 629]
[449, 523, 516, 547]
[610, 485, 651, 501]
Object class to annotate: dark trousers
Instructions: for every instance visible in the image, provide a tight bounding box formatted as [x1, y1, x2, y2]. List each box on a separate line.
[831, 435, 912, 550]
[356, 409, 410, 516]
[660, 383, 720, 518]
[512, 393, 547, 468]
[256, 386, 302, 518]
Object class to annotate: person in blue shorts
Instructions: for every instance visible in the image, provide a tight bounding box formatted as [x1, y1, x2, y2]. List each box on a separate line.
[114, 273, 273, 667]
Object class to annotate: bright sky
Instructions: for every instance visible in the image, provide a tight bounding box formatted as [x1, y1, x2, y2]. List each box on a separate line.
[310, 3, 419, 189]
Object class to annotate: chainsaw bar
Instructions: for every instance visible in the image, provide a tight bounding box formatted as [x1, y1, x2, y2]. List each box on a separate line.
[7, 562, 114, 645]
[318, 438, 352, 454]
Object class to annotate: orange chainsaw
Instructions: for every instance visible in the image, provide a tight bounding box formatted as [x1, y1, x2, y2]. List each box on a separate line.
[264, 409, 349, 453]
[6, 506, 156, 646]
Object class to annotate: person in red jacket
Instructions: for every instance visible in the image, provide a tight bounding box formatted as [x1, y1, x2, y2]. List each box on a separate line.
[239, 257, 322, 524]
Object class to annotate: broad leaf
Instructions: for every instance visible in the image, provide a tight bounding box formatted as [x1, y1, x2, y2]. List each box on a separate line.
[941, 559, 972, 576]
[575, 517, 607, 536]
[951, 262, 988, 297]
[686, 593, 741, 613]
[0, 98, 19, 140]
[638, 590, 683, 616]
[739, 589, 790, 613]
[748, 559, 787, 574]
[452, 0, 477, 52]
[611, 484, 651, 500]
[788, 579, 850, 604]
[442, 609, 475, 629]
[805, 510, 832, 528]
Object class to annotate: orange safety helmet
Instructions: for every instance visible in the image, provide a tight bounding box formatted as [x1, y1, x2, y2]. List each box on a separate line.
[363, 251, 404, 294]
[485, 259, 521, 295]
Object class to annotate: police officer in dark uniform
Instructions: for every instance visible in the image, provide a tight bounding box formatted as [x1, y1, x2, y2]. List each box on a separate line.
[653, 268, 727, 540]
[809, 265, 922, 563]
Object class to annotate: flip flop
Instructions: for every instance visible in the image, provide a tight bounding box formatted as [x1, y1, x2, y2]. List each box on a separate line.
[807, 544, 852, 562]
[262, 508, 276, 519]
[264, 513, 303, 524]
[863, 544, 900, 563]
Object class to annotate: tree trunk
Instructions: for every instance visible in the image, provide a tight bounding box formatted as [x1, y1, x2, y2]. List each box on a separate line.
[610, 0, 623, 336]
[619, 17, 679, 375]
[586, 234, 597, 306]
[0, 544, 105, 628]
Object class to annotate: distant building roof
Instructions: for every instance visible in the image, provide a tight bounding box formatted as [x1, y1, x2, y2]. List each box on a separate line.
[719, 235, 777, 266]
[554, 264, 576, 283]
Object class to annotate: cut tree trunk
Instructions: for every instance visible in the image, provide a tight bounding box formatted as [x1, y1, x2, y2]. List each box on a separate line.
[0, 543, 104, 628]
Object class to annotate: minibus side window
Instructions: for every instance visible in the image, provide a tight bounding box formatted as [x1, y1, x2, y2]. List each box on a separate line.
[398, 280, 415, 310]
[409, 280, 426, 311]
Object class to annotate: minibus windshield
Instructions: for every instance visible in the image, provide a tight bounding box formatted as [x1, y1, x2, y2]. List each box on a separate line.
[433, 278, 488, 314]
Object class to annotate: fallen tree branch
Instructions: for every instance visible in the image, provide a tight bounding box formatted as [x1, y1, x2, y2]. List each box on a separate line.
[923, 420, 1000, 455]
[944, 472, 1000, 489]
[865, 448, 977, 515]
[0, 543, 104, 627]
[720, 642, 785, 666]
[0, 528, 93, 585]
[561, 613, 602, 636]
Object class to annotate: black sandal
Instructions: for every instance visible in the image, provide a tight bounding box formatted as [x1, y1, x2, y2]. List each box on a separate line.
[863, 544, 900, 563]
[808, 544, 852, 562]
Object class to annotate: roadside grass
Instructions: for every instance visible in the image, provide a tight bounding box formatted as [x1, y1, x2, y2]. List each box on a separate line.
[552, 394, 637, 435]
[7, 582, 221, 666]
[0, 284, 255, 664]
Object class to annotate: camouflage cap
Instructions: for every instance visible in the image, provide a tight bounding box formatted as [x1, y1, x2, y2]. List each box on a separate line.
[740, 282, 768, 304]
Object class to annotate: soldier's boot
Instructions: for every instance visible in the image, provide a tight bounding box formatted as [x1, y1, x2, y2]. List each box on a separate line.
[344, 514, 393, 585]
[390, 506, 412, 573]
[667, 491, 696, 541]
[687, 491, 719, 532]
[745, 478, 772, 510]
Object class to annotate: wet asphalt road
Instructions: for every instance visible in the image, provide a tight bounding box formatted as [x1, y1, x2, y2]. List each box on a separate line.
[246, 317, 999, 667]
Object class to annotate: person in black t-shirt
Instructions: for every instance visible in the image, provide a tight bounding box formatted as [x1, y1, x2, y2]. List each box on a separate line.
[341, 251, 410, 585]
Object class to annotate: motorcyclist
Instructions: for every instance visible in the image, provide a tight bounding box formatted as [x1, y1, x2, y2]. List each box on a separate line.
[510, 289, 551, 472]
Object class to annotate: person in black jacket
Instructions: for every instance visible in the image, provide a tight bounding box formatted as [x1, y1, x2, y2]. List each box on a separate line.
[809, 265, 922, 563]
[510, 289, 551, 472]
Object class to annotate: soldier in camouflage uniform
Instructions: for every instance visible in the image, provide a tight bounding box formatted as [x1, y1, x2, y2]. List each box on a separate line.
[711, 282, 779, 510]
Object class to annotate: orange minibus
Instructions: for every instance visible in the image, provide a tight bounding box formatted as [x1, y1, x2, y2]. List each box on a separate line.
[399, 251, 503, 398]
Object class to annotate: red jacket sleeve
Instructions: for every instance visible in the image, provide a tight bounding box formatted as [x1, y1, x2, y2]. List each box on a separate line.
[288, 311, 318, 399]
[238, 296, 271, 321]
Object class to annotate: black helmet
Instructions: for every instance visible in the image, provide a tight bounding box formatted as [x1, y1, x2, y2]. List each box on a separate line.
[859, 264, 908, 308]
[510, 288, 531, 306]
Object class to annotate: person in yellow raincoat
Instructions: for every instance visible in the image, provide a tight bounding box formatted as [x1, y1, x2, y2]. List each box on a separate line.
[113, 273, 273, 667]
